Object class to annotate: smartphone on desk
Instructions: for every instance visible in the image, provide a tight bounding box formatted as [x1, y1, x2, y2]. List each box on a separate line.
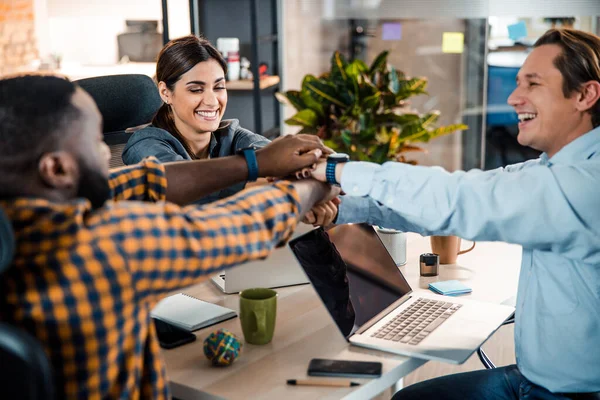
[308, 358, 382, 379]
[153, 318, 196, 349]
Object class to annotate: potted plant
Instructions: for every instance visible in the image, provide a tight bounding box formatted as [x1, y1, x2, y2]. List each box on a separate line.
[277, 50, 468, 265]
[544, 17, 575, 29]
[276, 50, 467, 165]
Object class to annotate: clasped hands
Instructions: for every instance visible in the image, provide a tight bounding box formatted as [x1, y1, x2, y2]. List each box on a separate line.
[255, 134, 340, 228]
[293, 154, 340, 228]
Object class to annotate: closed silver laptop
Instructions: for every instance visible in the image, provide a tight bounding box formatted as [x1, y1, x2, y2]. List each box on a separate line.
[211, 224, 312, 294]
[289, 224, 514, 364]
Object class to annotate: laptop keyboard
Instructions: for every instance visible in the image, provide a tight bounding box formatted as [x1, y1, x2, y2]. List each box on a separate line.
[371, 298, 462, 345]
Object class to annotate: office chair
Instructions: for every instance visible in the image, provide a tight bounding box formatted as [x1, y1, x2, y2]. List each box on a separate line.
[0, 207, 55, 400]
[477, 315, 516, 369]
[0, 207, 13, 271]
[75, 74, 163, 168]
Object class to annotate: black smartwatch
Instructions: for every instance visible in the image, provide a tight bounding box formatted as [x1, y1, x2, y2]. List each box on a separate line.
[326, 153, 349, 186]
[237, 146, 259, 182]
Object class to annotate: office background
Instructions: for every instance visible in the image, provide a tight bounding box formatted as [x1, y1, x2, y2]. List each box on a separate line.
[3, 0, 598, 173]
[1, 0, 598, 395]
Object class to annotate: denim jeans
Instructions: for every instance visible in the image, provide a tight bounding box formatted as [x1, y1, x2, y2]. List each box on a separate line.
[392, 365, 582, 400]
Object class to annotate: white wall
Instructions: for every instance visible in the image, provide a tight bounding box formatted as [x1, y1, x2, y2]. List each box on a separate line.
[34, 0, 49, 60]
[35, 0, 190, 65]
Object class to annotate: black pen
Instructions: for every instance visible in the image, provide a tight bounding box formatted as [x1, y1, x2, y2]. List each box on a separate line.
[287, 379, 360, 387]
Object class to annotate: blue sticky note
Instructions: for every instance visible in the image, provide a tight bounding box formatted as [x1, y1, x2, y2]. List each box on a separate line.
[382, 22, 402, 41]
[429, 280, 472, 296]
[508, 21, 528, 41]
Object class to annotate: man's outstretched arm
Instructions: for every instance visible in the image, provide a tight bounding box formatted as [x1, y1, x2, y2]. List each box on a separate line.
[310, 159, 600, 263]
[116, 178, 336, 299]
[109, 134, 329, 205]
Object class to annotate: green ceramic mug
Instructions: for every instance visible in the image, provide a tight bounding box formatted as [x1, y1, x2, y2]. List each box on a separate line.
[239, 288, 277, 345]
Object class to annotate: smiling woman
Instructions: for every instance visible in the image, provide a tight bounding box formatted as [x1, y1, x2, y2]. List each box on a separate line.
[121, 35, 270, 204]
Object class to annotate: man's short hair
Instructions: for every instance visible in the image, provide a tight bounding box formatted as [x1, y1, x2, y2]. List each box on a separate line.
[0, 75, 82, 175]
[535, 29, 600, 127]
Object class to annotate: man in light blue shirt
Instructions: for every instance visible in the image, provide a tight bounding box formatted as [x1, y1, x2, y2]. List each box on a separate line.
[309, 29, 600, 399]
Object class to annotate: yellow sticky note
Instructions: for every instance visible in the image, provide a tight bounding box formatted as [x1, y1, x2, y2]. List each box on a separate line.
[442, 32, 464, 54]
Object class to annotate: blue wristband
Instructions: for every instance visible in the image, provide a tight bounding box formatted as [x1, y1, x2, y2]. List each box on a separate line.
[326, 161, 338, 185]
[325, 153, 349, 186]
[240, 148, 259, 182]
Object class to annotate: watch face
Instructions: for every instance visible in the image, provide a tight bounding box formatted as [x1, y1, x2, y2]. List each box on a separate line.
[328, 153, 350, 162]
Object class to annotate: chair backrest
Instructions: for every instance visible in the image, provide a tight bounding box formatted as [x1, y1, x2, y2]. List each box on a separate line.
[0, 323, 55, 400]
[0, 208, 55, 400]
[0, 206, 14, 274]
[75, 74, 162, 168]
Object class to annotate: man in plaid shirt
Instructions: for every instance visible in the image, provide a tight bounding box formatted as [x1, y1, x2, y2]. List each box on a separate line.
[0, 75, 335, 399]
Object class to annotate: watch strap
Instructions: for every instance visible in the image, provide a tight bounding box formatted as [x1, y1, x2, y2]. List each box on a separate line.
[240, 148, 259, 181]
[326, 160, 338, 186]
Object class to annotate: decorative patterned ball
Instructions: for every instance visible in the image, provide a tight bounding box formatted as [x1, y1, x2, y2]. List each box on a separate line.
[203, 328, 242, 366]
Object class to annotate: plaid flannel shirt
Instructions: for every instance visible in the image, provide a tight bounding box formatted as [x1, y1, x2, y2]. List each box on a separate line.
[0, 157, 300, 399]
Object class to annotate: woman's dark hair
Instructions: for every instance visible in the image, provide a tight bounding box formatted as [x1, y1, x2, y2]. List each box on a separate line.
[152, 35, 227, 159]
[535, 29, 600, 128]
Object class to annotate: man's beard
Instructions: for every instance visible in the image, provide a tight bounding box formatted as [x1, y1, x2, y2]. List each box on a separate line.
[76, 161, 111, 210]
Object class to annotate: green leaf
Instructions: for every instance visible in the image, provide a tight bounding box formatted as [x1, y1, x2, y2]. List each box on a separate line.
[285, 109, 319, 127]
[427, 124, 469, 140]
[398, 122, 428, 141]
[300, 90, 325, 117]
[375, 112, 420, 126]
[356, 149, 372, 162]
[380, 92, 398, 108]
[295, 127, 312, 134]
[355, 59, 370, 73]
[361, 92, 381, 110]
[338, 89, 355, 107]
[301, 74, 321, 91]
[358, 78, 379, 103]
[305, 79, 349, 108]
[369, 50, 389, 77]
[396, 77, 428, 100]
[331, 51, 349, 85]
[388, 66, 400, 94]
[358, 113, 375, 133]
[419, 112, 440, 128]
[300, 75, 327, 116]
[340, 129, 353, 147]
[275, 91, 305, 111]
[370, 143, 390, 164]
[375, 125, 390, 144]
[323, 139, 341, 152]
[346, 60, 369, 81]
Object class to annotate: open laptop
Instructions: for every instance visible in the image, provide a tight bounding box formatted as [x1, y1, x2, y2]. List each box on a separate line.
[211, 224, 313, 294]
[289, 224, 515, 364]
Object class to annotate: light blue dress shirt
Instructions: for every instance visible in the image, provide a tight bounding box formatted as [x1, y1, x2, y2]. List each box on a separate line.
[337, 126, 600, 393]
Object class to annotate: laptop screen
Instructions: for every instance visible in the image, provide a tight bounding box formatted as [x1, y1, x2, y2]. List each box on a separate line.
[289, 224, 412, 338]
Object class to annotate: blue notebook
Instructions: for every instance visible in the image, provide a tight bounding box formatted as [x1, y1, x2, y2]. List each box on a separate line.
[428, 280, 472, 296]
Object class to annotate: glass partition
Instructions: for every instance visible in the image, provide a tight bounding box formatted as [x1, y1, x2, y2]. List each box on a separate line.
[281, 0, 600, 170]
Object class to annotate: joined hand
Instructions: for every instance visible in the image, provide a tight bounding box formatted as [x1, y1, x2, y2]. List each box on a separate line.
[255, 134, 332, 178]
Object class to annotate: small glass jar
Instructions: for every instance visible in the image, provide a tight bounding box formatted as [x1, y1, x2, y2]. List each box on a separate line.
[420, 253, 439, 277]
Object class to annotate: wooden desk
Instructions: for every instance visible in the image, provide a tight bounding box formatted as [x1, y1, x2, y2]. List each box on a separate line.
[163, 233, 522, 400]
